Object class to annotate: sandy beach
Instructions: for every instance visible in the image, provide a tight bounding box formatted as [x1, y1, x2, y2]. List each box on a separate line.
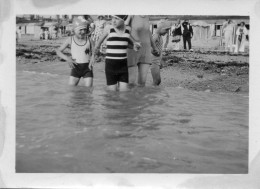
[16, 35, 249, 94]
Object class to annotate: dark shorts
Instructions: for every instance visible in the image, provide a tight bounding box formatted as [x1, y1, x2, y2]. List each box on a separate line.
[105, 58, 129, 85]
[70, 63, 93, 78]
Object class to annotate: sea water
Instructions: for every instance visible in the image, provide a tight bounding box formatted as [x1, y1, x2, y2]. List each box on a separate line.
[16, 65, 248, 173]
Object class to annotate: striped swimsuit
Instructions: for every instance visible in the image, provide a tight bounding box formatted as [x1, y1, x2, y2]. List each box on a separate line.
[105, 27, 130, 85]
[106, 27, 130, 60]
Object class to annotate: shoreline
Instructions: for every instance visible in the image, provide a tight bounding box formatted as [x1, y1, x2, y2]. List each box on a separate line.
[16, 38, 249, 94]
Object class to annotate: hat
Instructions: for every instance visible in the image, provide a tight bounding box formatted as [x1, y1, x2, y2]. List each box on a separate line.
[72, 16, 89, 31]
[157, 21, 172, 31]
[112, 15, 128, 21]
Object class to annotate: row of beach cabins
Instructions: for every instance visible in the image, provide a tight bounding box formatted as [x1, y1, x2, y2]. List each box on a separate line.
[16, 16, 249, 44]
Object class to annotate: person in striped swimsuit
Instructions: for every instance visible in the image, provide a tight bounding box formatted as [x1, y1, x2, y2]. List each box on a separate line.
[151, 21, 172, 86]
[56, 16, 94, 87]
[90, 15, 141, 91]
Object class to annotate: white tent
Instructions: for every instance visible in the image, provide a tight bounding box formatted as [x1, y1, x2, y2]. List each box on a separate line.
[191, 21, 210, 41]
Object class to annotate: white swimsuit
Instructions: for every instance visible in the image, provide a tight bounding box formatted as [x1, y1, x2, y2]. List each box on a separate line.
[71, 36, 91, 63]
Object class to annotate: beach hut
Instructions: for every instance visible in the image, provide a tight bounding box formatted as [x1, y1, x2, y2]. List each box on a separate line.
[16, 22, 43, 37]
[16, 23, 27, 35]
[190, 20, 210, 41]
[26, 22, 44, 38]
[42, 22, 59, 32]
[149, 20, 174, 34]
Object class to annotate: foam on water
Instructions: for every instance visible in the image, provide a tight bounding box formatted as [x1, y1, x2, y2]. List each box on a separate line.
[23, 70, 59, 77]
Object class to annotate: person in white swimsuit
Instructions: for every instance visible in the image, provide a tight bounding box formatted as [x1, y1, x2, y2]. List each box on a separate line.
[56, 16, 94, 87]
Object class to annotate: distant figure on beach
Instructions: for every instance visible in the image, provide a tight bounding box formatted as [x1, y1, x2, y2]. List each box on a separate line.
[52, 28, 58, 39]
[58, 28, 62, 38]
[17, 26, 22, 41]
[56, 16, 94, 87]
[159, 17, 170, 50]
[235, 22, 248, 54]
[151, 21, 172, 86]
[125, 15, 159, 87]
[171, 19, 182, 50]
[44, 29, 49, 40]
[16, 31, 18, 43]
[93, 15, 106, 44]
[182, 20, 193, 51]
[222, 19, 236, 52]
[40, 28, 44, 40]
[90, 15, 141, 91]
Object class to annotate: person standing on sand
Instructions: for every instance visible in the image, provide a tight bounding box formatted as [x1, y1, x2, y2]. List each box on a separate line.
[17, 26, 22, 41]
[235, 22, 248, 54]
[90, 15, 141, 91]
[182, 20, 193, 51]
[171, 19, 182, 50]
[44, 29, 49, 40]
[150, 21, 172, 86]
[158, 17, 170, 50]
[222, 19, 235, 52]
[56, 16, 94, 87]
[125, 15, 159, 87]
[58, 28, 62, 38]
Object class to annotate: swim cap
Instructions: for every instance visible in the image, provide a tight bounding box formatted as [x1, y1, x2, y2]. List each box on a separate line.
[72, 16, 89, 31]
[112, 15, 128, 21]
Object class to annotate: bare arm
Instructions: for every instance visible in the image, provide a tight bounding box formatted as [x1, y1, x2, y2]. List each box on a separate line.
[88, 37, 95, 70]
[125, 15, 133, 26]
[128, 34, 142, 51]
[89, 29, 109, 69]
[164, 33, 169, 49]
[56, 37, 77, 68]
[56, 37, 71, 62]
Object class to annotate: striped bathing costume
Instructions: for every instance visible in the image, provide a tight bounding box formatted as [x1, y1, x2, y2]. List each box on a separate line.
[105, 27, 130, 85]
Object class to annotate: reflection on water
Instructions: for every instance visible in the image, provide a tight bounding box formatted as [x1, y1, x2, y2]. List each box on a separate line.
[16, 71, 248, 173]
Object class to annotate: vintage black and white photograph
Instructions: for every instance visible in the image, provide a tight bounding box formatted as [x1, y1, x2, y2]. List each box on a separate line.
[15, 14, 249, 173]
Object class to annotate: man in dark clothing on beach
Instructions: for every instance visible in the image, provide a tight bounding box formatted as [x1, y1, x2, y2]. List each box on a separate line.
[182, 20, 193, 51]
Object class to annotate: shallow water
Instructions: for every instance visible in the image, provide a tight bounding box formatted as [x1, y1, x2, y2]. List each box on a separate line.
[16, 67, 248, 173]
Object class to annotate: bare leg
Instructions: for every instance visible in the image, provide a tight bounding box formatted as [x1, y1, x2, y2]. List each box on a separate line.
[107, 84, 117, 91]
[118, 82, 129, 91]
[137, 63, 150, 87]
[150, 64, 161, 86]
[69, 76, 80, 86]
[128, 66, 137, 85]
[83, 77, 93, 87]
